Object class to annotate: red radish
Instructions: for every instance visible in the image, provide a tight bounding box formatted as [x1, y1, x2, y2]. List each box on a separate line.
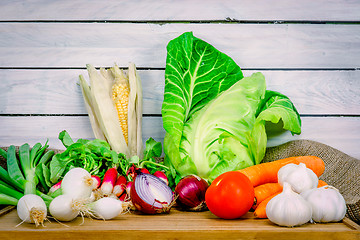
[126, 181, 133, 197]
[127, 164, 137, 179]
[113, 175, 127, 197]
[127, 164, 149, 180]
[153, 171, 168, 185]
[48, 180, 62, 194]
[119, 192, 127, 201]
[100, 168, 118, 195]
[91, 175, 101, 189]
[140, 168, 150, 174]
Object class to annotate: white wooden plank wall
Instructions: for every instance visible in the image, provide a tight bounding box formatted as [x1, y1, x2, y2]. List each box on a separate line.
[0, 1, 359, 159]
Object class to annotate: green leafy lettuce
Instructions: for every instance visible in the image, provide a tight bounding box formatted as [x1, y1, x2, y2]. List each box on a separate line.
[49, 131, 167, 186]
[162, 32, 301, 182]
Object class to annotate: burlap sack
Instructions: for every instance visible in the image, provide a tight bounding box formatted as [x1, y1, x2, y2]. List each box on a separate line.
[262, 139, 360, 223]
[1, 140, 359, 223]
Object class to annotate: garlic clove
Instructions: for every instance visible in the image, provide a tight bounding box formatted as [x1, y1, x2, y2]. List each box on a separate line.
[278, 163, 318, 193]
[266, 182, 312, 227]
[301, 185, 346, 223]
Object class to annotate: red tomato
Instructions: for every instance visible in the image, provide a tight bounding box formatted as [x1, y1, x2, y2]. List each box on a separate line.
[205, 171, 254, 219]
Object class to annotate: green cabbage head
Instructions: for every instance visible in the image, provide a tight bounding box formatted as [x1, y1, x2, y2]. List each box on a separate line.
[162, 32, 301, 182]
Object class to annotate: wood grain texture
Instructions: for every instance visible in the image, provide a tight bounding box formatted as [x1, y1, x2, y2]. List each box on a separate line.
[0, 23, 359, 68]
[0, 69, 358, 115]
[0, 2, 358, 163]
[0, 210, 358, 240]
[0, 206, 15, 217]
[1, 0, 359, 21]
[0, 116, 359, 159]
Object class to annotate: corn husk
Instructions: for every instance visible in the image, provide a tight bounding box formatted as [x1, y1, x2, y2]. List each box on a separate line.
[78, 63, 144, 158]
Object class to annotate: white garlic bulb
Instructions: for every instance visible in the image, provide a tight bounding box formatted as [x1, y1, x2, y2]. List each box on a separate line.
[266, 182, 312, 227]
[278, 163, 318, 193]
[301, 185, 347, 222]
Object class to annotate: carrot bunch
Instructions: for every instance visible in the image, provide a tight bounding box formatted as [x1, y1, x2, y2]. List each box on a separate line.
[237, 156, 326, 219]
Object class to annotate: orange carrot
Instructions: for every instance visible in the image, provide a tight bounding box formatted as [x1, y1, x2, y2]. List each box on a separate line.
[253, 183, 283, 209]
[317, 179, 328, 187]
[254, 192, 280, 218]
[238, 156, 325, 187]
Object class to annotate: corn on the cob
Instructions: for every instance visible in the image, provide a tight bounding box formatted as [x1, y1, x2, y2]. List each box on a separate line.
[111, 71, 130, 144]
[79, 63, 142, 158]
[84, 64, 129, 156]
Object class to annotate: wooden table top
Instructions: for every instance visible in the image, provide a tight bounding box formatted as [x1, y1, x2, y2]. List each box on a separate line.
[0, 207, 359, 240]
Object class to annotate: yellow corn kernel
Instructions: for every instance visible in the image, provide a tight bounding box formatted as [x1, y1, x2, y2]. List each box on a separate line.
[112, 79, 130, 144]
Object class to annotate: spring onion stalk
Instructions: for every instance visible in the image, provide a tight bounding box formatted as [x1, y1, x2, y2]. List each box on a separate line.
[0, 194, 18, 205]
[0, 148, 7, 159]
[0, 167, 51, 203]
[0, 165, 23, 190]
[0, 181, 24, 200]
[0, 143, 54, 205]
[0, 180, 23, 205]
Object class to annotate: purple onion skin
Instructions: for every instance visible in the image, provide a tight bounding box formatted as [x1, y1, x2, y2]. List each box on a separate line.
[131, 173, 174, 214]
[153, 171, 169, 185]
[175, 175, 209, 211]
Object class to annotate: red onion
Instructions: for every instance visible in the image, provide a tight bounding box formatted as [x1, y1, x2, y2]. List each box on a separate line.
[153, 171, 169, 185]
[131, 172, 174, 214]
[175, 175, 209, 211]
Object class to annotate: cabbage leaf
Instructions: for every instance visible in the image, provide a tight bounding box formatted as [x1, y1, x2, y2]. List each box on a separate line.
[162, 32, 301, 182]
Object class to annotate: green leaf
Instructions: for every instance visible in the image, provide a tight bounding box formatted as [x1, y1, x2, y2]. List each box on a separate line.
[30, 143, 42, 163]
[50, 131, 127, 180]
[59, 130, 74, 148]
[143, 138, 162, 159]
[47, 188, 62, 198]
[162, 32, 243, 148]
[129, 156, 140, 165]
[35, 164, 47, 191]
[41, 163, 52, 188]
[257, 90, 302, 134]
[49, 155, 67, 184]
[33, 141, 49, 166]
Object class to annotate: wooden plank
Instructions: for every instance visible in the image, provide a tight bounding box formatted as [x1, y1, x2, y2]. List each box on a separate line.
[266, 117, 360, 158]
[0, 210, 358, 240]
[0, 116, 359, 159]
[343, 217, 360, 231]
[1, 69, 358, 115]
[0, 206, 15, 217]
[1, 0, 359, 21]
[0, 23, 359, 68]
